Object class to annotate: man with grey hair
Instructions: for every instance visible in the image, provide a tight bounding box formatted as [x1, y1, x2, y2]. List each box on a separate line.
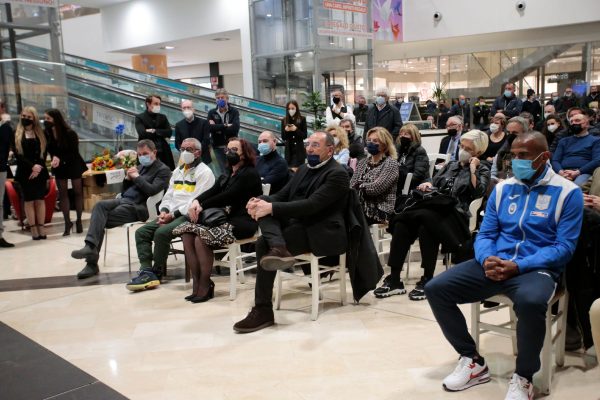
[126, 137, 215, 291]
[234, 131, 350, 333]
[439, 115, 464, 162]
[175, 100, 211, 165]
[207, 88, 240, 173]
[256, 131, 288, 194]
[450, 95, 471, 129]
[491, 82, 522, 118]
[364, 87, 402, 140]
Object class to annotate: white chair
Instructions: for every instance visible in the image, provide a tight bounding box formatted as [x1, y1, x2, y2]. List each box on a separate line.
[275, 253, 348, 321]
[212, 236, 259, 300]
[401, 172, 413, 196]
[470, 288, 568, 395]
[103, 190, 164, 273]
[427, 153, 450, 178]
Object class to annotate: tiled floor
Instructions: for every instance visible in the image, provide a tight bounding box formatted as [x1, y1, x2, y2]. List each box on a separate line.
[0, 214, 598, 399]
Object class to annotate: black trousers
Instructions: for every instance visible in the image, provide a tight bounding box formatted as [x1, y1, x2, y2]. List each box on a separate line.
[387, 220, 440, 280]
[254, 215, 311, 308]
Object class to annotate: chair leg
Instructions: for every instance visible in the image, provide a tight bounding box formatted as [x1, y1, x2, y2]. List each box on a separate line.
[510, 307, 518, 356]
[127, 226, 131, 274]
[229, 245, 239, 301]
[310, 256, 320, 321]
[339, 253, 347, 305]
[275, 271, 282, 310]
[555, 293, 568, 367]
[103, 229, 108, 266]
[471, 302, 481, 351]
[538, 306, 553, 395]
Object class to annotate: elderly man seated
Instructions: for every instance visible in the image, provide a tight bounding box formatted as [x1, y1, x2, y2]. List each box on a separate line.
[233, 131, 350, 333]
[551, 113, 600, 187]
[126, 138, 215, 291]
[425, 132, 583, 400]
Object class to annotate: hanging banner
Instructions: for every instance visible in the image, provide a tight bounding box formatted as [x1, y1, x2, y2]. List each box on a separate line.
[372, 0, 403, 42]
[317, 0, 371, 39]
[7, 0, 59, 7]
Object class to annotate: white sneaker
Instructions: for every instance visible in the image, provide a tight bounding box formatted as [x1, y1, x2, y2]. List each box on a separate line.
[443, 356, 491, 391]
[505, 373, 533, 400]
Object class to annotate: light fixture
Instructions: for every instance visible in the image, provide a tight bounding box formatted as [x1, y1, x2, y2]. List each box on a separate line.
[347, 37, 353, 41]
[330, 41, 335, 45]
[212, 37, 230, 42]
[266, 13, 272, 17]
[160, 45, 175, 50]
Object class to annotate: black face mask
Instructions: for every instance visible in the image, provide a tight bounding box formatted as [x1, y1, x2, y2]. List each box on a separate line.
[446, 128, 458, 137]
[399, 136, 412, 148]
[21, 118, 33, 127]
[507, 133, 518, 145]
[226, 151, 241, 166]
[44, 121, 54, 129]
[332, 97, 341, 104]
[569, 124, 584, 135]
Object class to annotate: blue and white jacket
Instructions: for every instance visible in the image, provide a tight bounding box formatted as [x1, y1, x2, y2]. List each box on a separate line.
[475, 165, 583, 277]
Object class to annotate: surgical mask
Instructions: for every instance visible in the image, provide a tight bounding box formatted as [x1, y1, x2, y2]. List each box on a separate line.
[288, 108, 296, 117]
[333, 137, 340, 146]
[376, 96, 386, 106]
[447, 128, 458, 137]
[547, 123, 558, 133]
[21, 118, 33, 127]
[489, 123, 499, 134]
[504, 90, 512, 98]
[216, 99, 227, 108]
[139, 155, 154, 167]
[180, 151, 195, 165]
[565, 92, 572, 97]
[306, 154, 322, 167]
[182, 110, 194, 119]
[552, 96, 559, 101]
[332, 97, 341, 104]
[399, 136, 412, 147]
[569, 124, 584, 135]
[226, 150, 240, 165]
[151, 106, 161, 114]
[544, 112, 552, 119]
[511, 153, 543, 181]
[257, 142, 271, 156]
[458, 149, 472, 164]
[366, 142, 380, 155]
[459, 99, 466, 105]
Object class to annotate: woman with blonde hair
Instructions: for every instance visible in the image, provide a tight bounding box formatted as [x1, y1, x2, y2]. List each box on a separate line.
[395, 123, 430, 193]
[350, 127, 398, 224]
[14, 106, 49, 239]
[326, 126, 350, 165]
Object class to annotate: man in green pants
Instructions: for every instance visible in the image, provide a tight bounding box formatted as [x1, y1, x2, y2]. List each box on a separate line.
[126, 138, 215, 291]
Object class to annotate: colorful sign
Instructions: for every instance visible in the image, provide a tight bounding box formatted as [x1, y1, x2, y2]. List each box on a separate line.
[7, 0, 59, 7]
[317, 0, 371, 39]
[372, 0, 403, 42]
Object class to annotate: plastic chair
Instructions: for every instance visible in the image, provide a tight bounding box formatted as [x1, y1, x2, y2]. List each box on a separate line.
[5, 177, 57, 228]
[427, 153, 450, 178]
[103, 190, 164, 273]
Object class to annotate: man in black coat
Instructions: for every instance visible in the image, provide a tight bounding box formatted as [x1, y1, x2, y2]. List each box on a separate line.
[364, 88, 402, 141]
[207, 88, 240, 173]
[583, 85, 599, 109]
[438, 115, 464, 162]
[174, 100, 211, 165]
[234, 131, 350, 333]
[71, 140, 171, 279]
[135, 94, 175, 170]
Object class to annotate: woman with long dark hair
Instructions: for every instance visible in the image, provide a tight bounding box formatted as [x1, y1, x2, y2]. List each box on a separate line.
[44, 108, 87, 236]
[173, 137, 262, 302]
[281, 100, 307, 167]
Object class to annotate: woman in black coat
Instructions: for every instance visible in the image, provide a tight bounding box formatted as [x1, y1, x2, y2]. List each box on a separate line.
[281, 100, 307, 168]
[176, 138, 262, 303]
[44, 109, 87, 236]
[395, 124, 430, 197]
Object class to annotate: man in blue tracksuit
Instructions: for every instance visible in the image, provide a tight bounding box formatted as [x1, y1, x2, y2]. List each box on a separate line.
[426, 132, 583, 400]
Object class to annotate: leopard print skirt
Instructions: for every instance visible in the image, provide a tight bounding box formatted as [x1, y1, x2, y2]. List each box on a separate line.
[171, 221, 236, 248]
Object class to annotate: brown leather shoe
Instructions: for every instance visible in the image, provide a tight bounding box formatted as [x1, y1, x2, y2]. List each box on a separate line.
[233, 307, 274, 333]
[260, 246, 296, 271]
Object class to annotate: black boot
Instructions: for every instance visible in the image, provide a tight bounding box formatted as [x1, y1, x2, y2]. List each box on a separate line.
[77, 262, 99, 279]
[71, 243, 97, 259]
[233, 307, 274, 333]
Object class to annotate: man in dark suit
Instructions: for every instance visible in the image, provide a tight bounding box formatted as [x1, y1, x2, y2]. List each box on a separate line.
[207, 88, 240, 173]
[135, 94, 175, 170]
[234, 132, 350, 333]
[174, 100, 211, 165]
[439, 116, 464, 162]
[71, 140, 171, 279]
[364, 87, 403, 141]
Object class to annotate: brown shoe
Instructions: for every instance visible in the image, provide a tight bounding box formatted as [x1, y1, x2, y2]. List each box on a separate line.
[233, 307, 274, 333]
[260, 246, 296, 271]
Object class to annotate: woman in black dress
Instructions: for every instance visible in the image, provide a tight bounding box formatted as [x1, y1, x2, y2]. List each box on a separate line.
[14, 106, 49, 240]
[173, 137, 262, 302]
[281, 100, 307, 168]
[44, 109, 87, 236]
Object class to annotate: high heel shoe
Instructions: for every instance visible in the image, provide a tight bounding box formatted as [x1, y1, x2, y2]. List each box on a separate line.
[30, 225, 40, 240]
[75, 219, 83, 234]
[63, 221, 73, 236]
[184, 294, 195, 301]
[190, 281, 215, 303]
[37, 225, 47, 240]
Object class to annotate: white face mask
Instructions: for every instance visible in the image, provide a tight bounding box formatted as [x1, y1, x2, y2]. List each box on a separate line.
[180, 151, 195, 165]
[544, 112, 552, 119]
[288, 108, 296, 117]
[151, 105, 161, 114]
[489, 123, 499, 133]
[333, 137, 340, 146]
[182, 110, 194, 119]
[458, 149, 472, 164]
[547, 123, 558, 133]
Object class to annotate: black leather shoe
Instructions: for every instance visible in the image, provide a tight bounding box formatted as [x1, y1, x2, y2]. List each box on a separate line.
[77, 263, 99, 279]
[0, 238, 14, 248]
[259, 246, 296, 271]
[75, 220, 83, 234]
[233, 307, 274, 333]
[71, 245, 97, 260]
[190, 281, 215, 303]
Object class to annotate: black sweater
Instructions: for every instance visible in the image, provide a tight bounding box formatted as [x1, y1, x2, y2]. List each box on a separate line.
[256, 150, 288, 194]
[174, 116, 211, 164]
[207, 106, 240, 147]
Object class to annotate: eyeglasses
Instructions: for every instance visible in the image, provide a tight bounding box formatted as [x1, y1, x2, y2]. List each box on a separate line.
[180, 147, 197, 152]
[226, 147, 239, 153]
[303, 141, 321, 149]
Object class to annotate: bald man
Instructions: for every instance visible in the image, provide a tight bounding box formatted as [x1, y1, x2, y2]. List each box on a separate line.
[174, 100, 212, 165]
[256, 131, 288, 194]
[426, 132, 583, 399]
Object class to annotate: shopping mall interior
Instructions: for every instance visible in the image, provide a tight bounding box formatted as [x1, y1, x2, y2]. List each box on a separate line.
[1, 1, 600, 399]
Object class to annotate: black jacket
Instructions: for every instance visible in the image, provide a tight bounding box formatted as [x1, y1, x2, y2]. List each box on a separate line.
[0, 123, 13, 173]
[397, 142, 430, 189]
[472, 103, 490, 128]
[522, 98, 542, 124]
[449, 103, 471, 127]
[135, 110, 174, 170]
[364, 103, 402, 140]
[583, 93, 600, 108]
[207, 106, 240, 147]
[121, 159, 171, 221]
[345, 189, 383, 301]
[174, 116, 212, 164]
[431, 160, 489, 215]
[353, 105, 368, 123]
[256, 150, 289, 194]
[491, 95, 523, 118]
[439, 134, 461, 161]
[268, 158, 350, 256]
[46, 128, 87, 179]
[281, 116, 307, 167]
[348, 132, 366, 159]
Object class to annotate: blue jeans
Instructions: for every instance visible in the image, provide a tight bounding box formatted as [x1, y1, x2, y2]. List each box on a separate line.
[425, 258, 557, 379]
[574, 173, 591, 187]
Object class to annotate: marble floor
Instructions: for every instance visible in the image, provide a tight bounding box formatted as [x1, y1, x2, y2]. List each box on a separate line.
[0, 213, 598, 400]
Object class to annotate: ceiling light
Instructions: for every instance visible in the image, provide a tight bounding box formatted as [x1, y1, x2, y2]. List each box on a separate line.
[347, 37, 353, 41]
[357, 62, 363, 66]
[330, 41, 335, 45]
[266, 13, 272, 17]
[163, 46, 175, 50]
[212, 37, 230, 42]
[408, 61, 413, 64]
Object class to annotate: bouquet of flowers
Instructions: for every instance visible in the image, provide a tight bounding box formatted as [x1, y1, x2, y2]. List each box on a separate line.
[114, 150, 137, 169]
[91, 149, 115, 171]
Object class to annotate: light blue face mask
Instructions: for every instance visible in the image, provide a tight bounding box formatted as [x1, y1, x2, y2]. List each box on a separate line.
[511, 153, 543, 181]
[257, 142, 271, 156]
[376, 96, 386, 106]
[139, 154, 154, 167]
[504, 90, 513, 98]
[459, 99, 466, 105]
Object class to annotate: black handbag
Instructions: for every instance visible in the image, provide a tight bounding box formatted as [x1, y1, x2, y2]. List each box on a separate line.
[200, 207, 228, 227]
